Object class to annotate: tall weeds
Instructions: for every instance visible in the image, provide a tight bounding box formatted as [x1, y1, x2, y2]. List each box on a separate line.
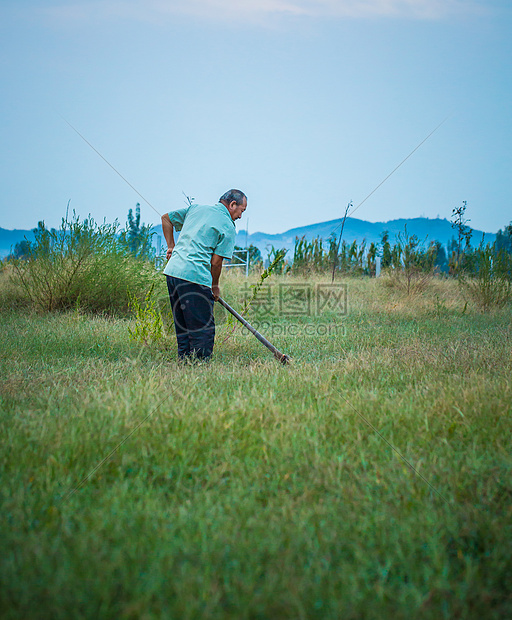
[292, 235, 372, 276]
[10, 211, 158, 314]
[383, 227, 437, 294]
[459, 244, 512, 311]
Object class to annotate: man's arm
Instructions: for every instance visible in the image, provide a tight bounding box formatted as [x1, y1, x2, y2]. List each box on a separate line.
[161, 213, 175, 260]
[211, 254, 224, 301]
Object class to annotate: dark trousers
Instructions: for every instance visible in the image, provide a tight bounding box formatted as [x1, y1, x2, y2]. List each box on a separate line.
[166, 276, 215, 360]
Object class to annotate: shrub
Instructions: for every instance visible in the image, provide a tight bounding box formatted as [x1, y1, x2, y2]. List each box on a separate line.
[9, 212, 160, 314]
[382, 227, 436, 295]
[459, 244, 512, 311]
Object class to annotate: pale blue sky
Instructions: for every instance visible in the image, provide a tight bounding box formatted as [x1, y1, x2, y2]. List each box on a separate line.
[1, 0, 510, 236]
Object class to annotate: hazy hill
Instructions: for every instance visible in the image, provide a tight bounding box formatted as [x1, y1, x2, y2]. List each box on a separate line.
[1, 217, 497, 260]
[0, 228, 36, 259]
[232, 216, 496, 258]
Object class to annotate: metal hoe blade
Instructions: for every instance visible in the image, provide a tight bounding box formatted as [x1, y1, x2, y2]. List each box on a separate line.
[217, 297, 290, 365]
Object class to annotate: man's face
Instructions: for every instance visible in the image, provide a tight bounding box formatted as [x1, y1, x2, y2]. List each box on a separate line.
[229, 197, 247, 221]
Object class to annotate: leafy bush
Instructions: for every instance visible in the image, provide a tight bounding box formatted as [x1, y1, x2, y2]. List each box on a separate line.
[9, 212, 160, 314]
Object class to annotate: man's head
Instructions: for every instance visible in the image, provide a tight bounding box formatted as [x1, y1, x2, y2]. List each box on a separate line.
[219, 189, 247, 221]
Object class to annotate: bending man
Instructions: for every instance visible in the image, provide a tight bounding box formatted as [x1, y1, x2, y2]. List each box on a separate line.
[162, 189, 247, 360]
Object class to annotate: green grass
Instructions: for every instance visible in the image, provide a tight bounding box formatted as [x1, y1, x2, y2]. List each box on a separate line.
[1, 274, 511, 619]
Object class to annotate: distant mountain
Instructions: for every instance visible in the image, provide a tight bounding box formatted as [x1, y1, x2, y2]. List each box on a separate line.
[233, 216, 496, 258]
[1, 217, 497, 260]
[0, 228, 36, 259]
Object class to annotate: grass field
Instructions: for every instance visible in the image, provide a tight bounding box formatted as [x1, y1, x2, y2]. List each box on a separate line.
[1, 273, 511, 619]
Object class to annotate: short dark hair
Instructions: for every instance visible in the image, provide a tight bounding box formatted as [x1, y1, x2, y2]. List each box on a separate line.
[219, 189, 247, 205]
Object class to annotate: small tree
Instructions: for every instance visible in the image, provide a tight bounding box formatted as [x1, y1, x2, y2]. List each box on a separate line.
[366, 242, 377, 276]
[380, 230, 392, 268]
[451, 201, 472, 270]
[495, 222, 512, 254]
[391, 240, 402, 270]
[433, 241, 448, 274]
[120, 203, 155, 259]
[247, 244, 262, 266]
[232, 244, 262, 271]
[266, 246, 288, 275]
[7, 238, 32, 260]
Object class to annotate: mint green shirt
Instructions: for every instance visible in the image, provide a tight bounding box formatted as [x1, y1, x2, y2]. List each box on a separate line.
[163, 203, 236, 287]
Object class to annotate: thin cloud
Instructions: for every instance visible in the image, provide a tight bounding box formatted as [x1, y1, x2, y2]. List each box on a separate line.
[40, 0, 487, 25]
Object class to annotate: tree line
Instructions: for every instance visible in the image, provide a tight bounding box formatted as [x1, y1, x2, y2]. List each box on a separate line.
[265, 202, 512, 282]
[2, 201, 511, 312]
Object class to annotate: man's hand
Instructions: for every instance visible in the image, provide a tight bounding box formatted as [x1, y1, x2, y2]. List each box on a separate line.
[166, 246, 174, 261]
[212, 284, 220, 301]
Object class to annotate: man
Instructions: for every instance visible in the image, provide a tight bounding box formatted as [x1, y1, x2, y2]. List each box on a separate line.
[162, 189, 247, 360]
